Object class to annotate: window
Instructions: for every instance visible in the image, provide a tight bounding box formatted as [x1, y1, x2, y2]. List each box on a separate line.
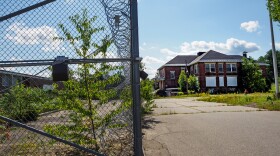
[226, 63, 237, 72]
[218, 64, 224, 73]
[181, 67, 186, 71]
[227, 76, 237, 86]
[2, 75, 9, 87]
[219, 76, 224, 87]
[205, 63, 215, 73]
[194, 64, 198, 74]
[170, 71, 175, 80]
[206, 77, 216, 87]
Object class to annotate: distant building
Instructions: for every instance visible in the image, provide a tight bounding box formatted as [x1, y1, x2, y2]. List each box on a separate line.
[157, 50, 268, 92]
[0, 70, 53, 92]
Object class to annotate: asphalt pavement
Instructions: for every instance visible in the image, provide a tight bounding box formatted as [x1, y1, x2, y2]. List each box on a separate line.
[143, 98, 280, 156]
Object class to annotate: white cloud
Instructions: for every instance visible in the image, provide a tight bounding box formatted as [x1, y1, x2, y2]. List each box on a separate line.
[240, 21, 260, 32]
[160, 48, 178, 56]
[161, 38, 260, 57]
[142, 56, 164, 65]
[5, 22, 62, 52]
[144, 66, 157, 78]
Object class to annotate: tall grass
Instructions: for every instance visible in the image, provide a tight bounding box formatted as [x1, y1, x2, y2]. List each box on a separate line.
[198, 93, 280, 111]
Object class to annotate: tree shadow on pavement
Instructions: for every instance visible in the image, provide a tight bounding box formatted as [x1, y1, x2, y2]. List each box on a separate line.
[142, 116, 162, 129]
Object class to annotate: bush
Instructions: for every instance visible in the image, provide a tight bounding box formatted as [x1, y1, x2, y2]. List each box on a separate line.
[178, 71, 187, 92]
[177, 92, 184, 96]
[141, 79, 155, 114]
[0, 84, 48, 122]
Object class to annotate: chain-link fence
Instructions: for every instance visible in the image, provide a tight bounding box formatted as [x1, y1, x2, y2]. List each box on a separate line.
[0, 0, 141, 155]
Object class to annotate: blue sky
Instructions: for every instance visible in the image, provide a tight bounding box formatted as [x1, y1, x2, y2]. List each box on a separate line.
[1, 0, 280, 78]
[138, 0, 280, 78]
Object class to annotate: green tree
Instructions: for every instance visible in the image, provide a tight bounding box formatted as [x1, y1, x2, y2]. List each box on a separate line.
[257, 49, 280, 80]
[267, 0, 280, 23]
[242, 57, 267, 92]
[44, 10, 129, 151]
[178, 70, 187, 92]
[188, 74, 200, 93]
[140, 79, 154, 114]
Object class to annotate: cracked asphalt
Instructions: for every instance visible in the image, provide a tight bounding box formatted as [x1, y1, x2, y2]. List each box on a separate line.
[143, 98, 280, 156]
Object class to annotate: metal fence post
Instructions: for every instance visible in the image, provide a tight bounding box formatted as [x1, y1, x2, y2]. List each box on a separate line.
[131, 0, 143, 156]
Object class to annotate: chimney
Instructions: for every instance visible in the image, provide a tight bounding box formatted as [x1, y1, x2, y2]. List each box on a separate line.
[197, 52, 205, 56]
[243, 51, 248, 58]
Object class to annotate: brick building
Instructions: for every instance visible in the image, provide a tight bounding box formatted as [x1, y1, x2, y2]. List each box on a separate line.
[157, 50, 268, 92]
[0, 70, 53, 93]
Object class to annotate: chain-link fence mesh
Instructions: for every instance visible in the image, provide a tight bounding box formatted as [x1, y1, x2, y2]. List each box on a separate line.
[0, 0, 135, 155]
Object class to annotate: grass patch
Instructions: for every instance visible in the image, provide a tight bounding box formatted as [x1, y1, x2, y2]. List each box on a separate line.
[197, 93, 280, 111]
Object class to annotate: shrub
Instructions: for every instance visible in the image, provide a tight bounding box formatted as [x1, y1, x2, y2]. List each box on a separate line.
[0, 84, 48, 122]
[178, 70, 187, 92]
[188, 74, 200, 93]
[141, 79, 155, 114]
[177, 92, 184, 96]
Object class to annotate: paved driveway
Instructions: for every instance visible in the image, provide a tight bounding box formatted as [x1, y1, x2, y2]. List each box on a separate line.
[143, 98, 280, 156]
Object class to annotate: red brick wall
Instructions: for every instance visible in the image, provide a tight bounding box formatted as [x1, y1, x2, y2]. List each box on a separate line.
[164, 66, 185, 88]
[196, 62, 242, 92]
[161, 62, 266, 92]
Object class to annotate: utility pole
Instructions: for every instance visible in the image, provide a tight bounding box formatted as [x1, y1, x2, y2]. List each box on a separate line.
[269, 10, 279, 98]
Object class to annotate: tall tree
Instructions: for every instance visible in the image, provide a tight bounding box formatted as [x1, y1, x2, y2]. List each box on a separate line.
[257, 49, 280, 80]
[267, 0, 280, 23]
[44, 10, 128, 151]
[178, 70, 187, 92]
[242, 57, 267, 92]
[188, 74, 200, 93]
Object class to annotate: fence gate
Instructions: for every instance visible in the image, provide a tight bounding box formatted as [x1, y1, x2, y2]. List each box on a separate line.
[0, 0, 142, 155]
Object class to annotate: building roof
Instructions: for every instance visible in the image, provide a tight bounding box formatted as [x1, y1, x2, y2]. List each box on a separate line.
[0, 70, 51, 80]
[188, 50, 243, 65]
[166, 55, 198, 65]
[158, 50, 267, 70]
[158, 55, 197, 70]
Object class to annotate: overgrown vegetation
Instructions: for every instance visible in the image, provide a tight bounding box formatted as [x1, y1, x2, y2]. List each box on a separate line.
[241, 57, 268, 92]
[140, 79, 155, 114]
[188, 74, 200, 93]
[267, 0, 280, 23]
[0, 84, 53, 122]
[43, 10, 130, 151]
[198, 93, 280, 111]
[178, 70, 187, 92]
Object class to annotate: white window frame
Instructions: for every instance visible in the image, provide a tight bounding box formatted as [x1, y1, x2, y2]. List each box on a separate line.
[170, 71, 175, 80]
[194, 64, 198, 74]
[218, 63, 224, 73]
[206, 76, 216, 87]
[226, 63, 237, 73]
[205, 63, 216, 73]
[227, 76, 238, 86]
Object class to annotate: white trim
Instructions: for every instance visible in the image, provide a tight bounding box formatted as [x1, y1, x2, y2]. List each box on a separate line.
[188, 59, 241, 66]
[164, 64, 186, 67]
[257, 63, 269, 66]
